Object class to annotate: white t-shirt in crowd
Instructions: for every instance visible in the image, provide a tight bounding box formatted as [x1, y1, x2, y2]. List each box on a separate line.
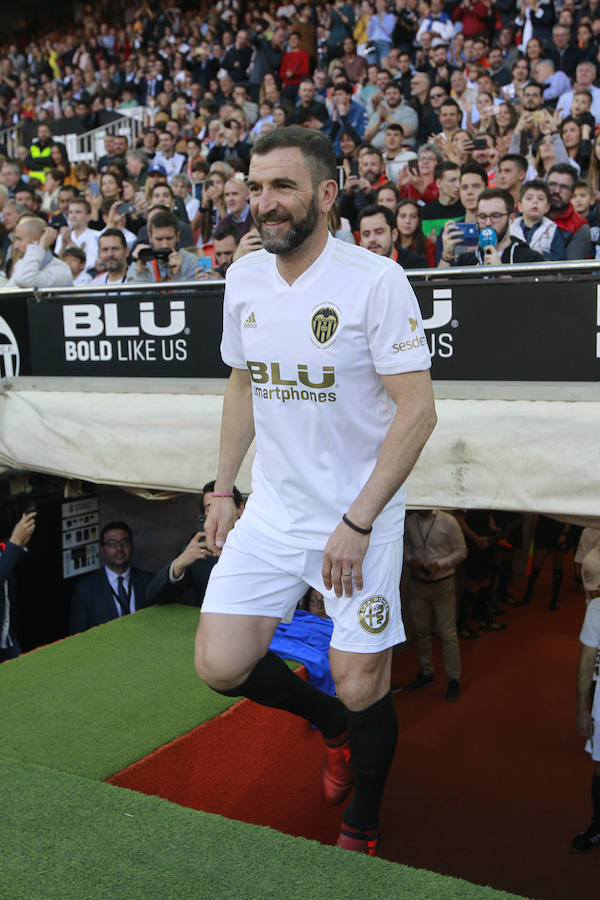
[221, 234, 431, 550]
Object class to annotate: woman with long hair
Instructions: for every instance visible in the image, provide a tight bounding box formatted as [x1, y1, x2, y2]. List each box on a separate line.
[198, 169, 227, 243]
[503, 57, 530, 103]
[395, 198, 435, 267]
[587, 130, 600, 197]
[534, 132, 572, 178]
[399, 144, 442, 204]
[525, 37, 544, 67]
[560, 116, 591, 176]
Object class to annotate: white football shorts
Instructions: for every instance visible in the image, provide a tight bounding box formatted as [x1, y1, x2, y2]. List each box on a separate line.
[201, 517, 405, 653]
[585, 720, 600, 761]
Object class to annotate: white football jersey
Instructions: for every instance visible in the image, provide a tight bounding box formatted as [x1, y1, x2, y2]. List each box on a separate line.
[221, 235, 431, 549]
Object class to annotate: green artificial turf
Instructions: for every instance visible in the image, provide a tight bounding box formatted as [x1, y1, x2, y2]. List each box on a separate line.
[1, 758, 527, 900]
[0, 606, 237, 780]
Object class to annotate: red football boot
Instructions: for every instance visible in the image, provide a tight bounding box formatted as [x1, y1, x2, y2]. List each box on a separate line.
[336, 823, 380, 855]
[322, 730, 353, 805]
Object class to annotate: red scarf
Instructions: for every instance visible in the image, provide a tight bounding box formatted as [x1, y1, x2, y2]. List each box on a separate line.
[549, 203, 587, 235]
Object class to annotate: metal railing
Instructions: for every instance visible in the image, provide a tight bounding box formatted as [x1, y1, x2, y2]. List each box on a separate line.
[0, 107, 150, 167]
[0, 122, 22, 159]
[63, 107, 150, 166]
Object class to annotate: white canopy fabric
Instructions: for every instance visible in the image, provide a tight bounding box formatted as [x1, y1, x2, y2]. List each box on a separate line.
[0, 384, 598, 517]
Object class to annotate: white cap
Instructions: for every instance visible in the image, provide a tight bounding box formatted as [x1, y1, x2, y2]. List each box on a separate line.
[582, 547, 600, 596]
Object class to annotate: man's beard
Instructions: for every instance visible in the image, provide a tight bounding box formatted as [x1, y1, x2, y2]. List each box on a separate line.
[105, 258, 125, 272]
[493, 223, 509, 243]
[254, 193, 320, 255]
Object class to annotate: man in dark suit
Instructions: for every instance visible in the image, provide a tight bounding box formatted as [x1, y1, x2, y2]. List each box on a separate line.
[147, 482, 244, 608]
[69, 521, 154, 634]
[0, 511, 36, 662]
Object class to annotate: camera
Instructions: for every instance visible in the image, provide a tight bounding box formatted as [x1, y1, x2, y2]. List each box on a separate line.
[138, 247, 171, 263]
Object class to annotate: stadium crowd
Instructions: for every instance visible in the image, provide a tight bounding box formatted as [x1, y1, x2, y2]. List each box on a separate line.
[1, 0, 600, 282]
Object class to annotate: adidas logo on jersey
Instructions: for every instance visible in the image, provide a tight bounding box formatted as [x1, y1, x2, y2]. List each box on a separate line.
[244, 312, 257, 328]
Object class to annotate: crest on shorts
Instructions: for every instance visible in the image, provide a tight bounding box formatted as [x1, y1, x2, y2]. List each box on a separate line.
[311, 306, 339, 346]
[358, 596, 390, 634]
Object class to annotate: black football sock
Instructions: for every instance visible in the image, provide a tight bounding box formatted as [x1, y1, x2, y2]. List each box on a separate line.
[552, 568, 563, 605]
[497, 560, 512, 600]
[457, 590, 477, 628]
[342, 691, 398, 831]
[523, 569, 539, 601]
[214, 650, 348, 739]
[592, 774, 600, 823]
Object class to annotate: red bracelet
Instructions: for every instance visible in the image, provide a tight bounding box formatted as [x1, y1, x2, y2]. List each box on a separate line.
[211, 492, 234, 498]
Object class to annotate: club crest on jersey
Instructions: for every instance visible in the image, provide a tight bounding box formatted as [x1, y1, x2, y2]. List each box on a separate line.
[310, 303, 340, 348]
[358, 596, 390, 634]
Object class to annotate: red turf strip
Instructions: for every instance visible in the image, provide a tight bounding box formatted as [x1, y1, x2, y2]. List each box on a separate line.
[109, 561, 598, 900]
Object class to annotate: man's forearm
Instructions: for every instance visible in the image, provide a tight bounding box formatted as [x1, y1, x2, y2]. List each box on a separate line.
[577, 645, 597, 709]
[347, 371, 436, 528]
[214, 367, 255, 490]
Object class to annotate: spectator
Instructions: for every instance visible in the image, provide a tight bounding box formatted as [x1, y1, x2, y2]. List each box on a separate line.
[366, 0, 397, 65]
[509, 179, 568, 260]
[365, 80, 419, 149]
[339, 147, 388, 227]
[206, 118, 251, 168]
[358, 202, 427, 268]
[60, 245, 93, 284]
[54, 198, 99, 271]
[439, 188, 544, 266]
[69, 521, 154, 635]
[172, 173, 200, 227]
[395, 198, 434, 267]
[399, 143, 441, 203]
[559, 117, 592, 175]
[125, 149, 149, 190]
[550, 23, 581, 80]
[340, 37, 367, 85]
[403, 509, 467, 701]
[422, 160, 464, 239]
[497, 153, 528, 208]
[197, 170, 228, 243]
[23, 122, 55, 185]
[94, 229, 129, 284]
[40, 168, 64, 215]
[571, 180, 600, 258]
[152, 130, 185, 181]
[415, 0, 454, 45]
[127, 210, 198, 282]
[249, 25, 287, 102]
[557, 62, 600, 125]
[0, 511, 36, 663]
[546, 163, 592, 259]
[326, 81, 368, 153]
[382, 123, 417, 183]
[219, 175, 253, 237]
[436, 162, 487, 262]
[8, 218, 73, 287]
[532, 59, 571, 104]
[288, 78, 329, 126]
[146, 482, 245, 608]
[136, 182, 194, 246]
[280, 32, 310, 99]
[212, 223, 241, 275]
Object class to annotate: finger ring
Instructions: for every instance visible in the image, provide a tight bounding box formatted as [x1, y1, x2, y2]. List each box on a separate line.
[342, 571, 352, 576]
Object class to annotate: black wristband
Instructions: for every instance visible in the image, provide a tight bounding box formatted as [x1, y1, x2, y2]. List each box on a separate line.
[342, 513, 372, 535]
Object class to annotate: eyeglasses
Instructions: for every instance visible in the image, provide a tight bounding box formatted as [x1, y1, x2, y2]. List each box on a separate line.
[430, 92, 446, 99]
[546, 180, 573, 194]
[103, 539, 132, 548]
[475, 212, 508, 224]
